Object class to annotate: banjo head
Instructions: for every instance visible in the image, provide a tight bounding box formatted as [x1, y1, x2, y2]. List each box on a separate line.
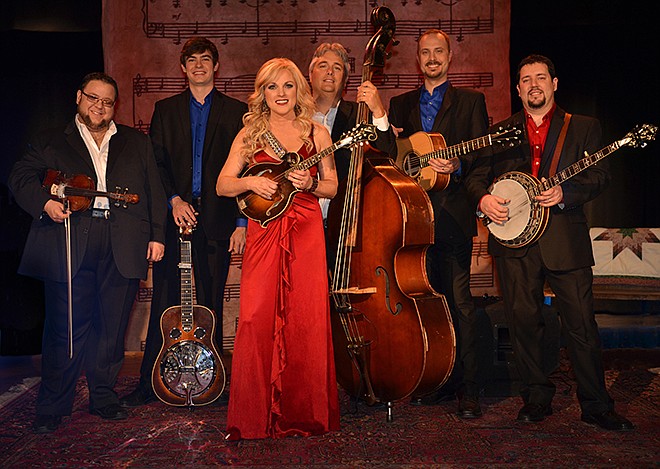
[487, 171, 546, 248]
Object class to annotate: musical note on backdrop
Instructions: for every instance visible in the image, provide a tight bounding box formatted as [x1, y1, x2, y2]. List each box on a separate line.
[142, 18, 494, 44]
[132, 72, 494, 98]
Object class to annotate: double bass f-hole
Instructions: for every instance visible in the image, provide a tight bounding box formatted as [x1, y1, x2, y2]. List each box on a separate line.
[375, 266, 402, 316]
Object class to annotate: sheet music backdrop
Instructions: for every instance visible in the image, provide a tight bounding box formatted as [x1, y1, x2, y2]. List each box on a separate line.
[102, 0, 511, 352]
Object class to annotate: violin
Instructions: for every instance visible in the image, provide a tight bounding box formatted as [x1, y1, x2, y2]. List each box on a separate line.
[42, 168, 139, 212]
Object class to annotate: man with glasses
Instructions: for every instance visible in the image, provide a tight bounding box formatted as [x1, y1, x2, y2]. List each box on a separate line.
[119, 37, 248, 408]
[9, 72, 167, 433]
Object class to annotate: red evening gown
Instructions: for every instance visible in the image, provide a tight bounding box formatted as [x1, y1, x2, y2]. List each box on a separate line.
[226, 142, 340, 440]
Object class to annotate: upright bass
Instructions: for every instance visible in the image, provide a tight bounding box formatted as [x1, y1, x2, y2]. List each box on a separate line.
[327, 7, 455, 420]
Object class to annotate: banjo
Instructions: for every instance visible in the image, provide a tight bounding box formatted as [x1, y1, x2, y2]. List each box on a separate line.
[485, 124, 657, 248]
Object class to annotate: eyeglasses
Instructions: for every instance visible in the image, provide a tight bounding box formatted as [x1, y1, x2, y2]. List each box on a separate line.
[81, 90, 115, 108]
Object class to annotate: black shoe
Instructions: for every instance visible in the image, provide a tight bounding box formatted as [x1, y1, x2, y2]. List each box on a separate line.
[581, 410, 635, 431]
[33, 414, 62, 434]
[411, 390, 456, 406]
[457, 395, 482, 419]
[517, 403, 553, 422]
[91, 403, 129, 420]
[119, 388, 156, 408]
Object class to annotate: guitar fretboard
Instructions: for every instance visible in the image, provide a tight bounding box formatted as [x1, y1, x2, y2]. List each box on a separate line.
[179, 240, 194, 333]
[421, 134, 493, 163]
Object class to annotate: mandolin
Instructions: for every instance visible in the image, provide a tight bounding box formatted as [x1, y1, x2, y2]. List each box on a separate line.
[236, 123, 376, 227]
[152, 226, 226, 406]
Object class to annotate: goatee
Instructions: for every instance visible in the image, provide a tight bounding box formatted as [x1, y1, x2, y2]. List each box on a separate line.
[81, 114, 110, 131]
[527, 96, 546, 110]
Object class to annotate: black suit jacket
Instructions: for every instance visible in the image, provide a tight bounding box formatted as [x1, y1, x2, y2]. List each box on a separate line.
[389, 85, 489, 238]
[9, 120, 167, 282]
[150, 88, 247, 241]
[465, 107, 610, 270]
[331, 99, 397, 183]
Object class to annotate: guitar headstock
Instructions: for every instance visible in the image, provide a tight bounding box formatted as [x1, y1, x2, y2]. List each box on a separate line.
[491, 124, 523, 148]
[622, 124, 658, 148]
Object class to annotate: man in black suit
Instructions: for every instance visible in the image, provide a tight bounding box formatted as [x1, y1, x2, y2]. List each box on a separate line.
[388, 29, 488, 418]
[467, 54, 633, 431]
[307, 42, 396, 223]
[9, 72, 167, 433]
[119, 37, 248, 407]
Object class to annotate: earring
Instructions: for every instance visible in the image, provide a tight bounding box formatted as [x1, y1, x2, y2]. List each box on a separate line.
[294, 104, 301, 115]
[261, 101, 269, 113]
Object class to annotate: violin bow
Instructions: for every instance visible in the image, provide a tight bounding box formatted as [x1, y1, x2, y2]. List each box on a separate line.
[63, 198, 74, 359]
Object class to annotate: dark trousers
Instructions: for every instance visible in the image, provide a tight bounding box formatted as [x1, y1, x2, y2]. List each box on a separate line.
[496, 244, 613, 414]
[37, 218, 138, 416]
[427, 211, 480, 396]
[138, 217, 231, 393]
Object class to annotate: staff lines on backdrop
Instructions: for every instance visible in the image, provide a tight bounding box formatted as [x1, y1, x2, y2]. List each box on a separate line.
[143, 0, 494, 44]
[131, 71, 494, 131]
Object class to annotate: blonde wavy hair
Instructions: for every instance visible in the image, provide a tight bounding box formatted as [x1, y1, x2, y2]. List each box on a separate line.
[241, 58, 316, 163]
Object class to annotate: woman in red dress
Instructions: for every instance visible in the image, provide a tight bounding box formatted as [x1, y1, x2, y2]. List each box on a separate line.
[216, 58, 340, 440]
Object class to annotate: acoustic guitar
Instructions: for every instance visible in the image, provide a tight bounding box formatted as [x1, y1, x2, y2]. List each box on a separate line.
[236, 123, 376, 227]
[152, 226, 226, 406]
[395, 125, 522, 191]
[485, 124, 657, 248]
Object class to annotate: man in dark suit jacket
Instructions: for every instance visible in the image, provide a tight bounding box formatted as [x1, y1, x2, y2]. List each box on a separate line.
[9, 72, 167, 433]
[119, 37, 248, 407]
[467, 54, 633, 431]
[308, 43, 396, 201]
[388, 29, 488, 418]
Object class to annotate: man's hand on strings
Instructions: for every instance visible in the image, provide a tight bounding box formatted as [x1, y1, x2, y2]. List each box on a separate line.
[535, 179, 563, 207]
[429, 157, 460, 174]
[480, 194, 509, 225]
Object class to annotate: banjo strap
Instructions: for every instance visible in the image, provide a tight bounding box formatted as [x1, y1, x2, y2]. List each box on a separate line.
[549, 113, 572, 176]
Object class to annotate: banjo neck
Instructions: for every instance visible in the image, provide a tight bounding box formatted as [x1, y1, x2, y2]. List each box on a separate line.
[538, 138, 627, 193]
